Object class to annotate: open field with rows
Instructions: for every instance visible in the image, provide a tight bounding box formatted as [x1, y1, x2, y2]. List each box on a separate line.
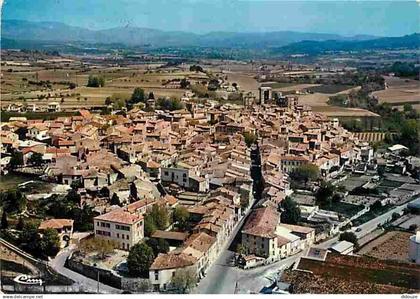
[1, 65, 204, 110]
[359, 231, 412, 263]
[353, 132, 387, 143]
[371, 76, 420, 110]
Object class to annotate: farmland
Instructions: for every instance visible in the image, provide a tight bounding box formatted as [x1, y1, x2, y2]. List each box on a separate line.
[283, 253, 420, 294]
[358, 231, 412, 263]
[353, 132, 387, 143]
[371, 76, 420, 110]
[298, 91, 379, 117]
[1, 62, 205, 110]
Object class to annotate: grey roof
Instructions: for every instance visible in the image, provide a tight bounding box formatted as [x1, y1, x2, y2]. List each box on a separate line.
[330, 240, 354, 253]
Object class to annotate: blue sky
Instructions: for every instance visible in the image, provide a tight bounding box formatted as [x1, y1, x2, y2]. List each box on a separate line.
[2, 0, 419, 36]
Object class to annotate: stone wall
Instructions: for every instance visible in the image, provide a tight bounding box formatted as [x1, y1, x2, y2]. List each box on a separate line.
[65, 256, 122, 289]
[65, 255, 150, 292]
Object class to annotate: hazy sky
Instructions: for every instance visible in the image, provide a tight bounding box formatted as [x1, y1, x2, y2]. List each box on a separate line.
[2, 0, 419, 36]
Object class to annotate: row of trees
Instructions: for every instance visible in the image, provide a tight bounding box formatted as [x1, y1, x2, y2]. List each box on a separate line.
[156, 97, 184, 111]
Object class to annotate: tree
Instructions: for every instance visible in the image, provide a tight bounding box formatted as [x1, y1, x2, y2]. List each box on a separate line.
[79, 237, 118, 259]
[98, 77, 105, 87]
[110, 193, 122, 206]
[105, 97, 113, 106]
[189, 65, 204, 73]
[391, 212, 400, 221]
[156, 97, 184, 111]
[16, 217, 25, 230]
[332, 193, 343, 203]
[236, 243, 247, 255]
[409, 224, 418, 232]
[40, 228, 60, 257]
[138, 280, 151, 293]
[96, 238, 117, 259]
[339, 231, 358, 248]
[180, 78, 190, 89]
[243, 132, 257, 147]
[127, 242, 155, 277]
[290, 164, 320, 186]
[19, 222, 42, 256]
[151, 205, 170, 230]
[403, 103, 414, 113]
[399, 119, 419, 155]
[1, 190, 27, 213]
[10, 151, 23, 169]
[28, 152, 43, 166]
[279, 197, 301, 224]
[315, 181, 335, 207]
[67, 189, 81, 204]
[170, 268, 197, 293]
[173, 206, 190, 230]
[145, 238, 169, 256]
[87, 75, 104, 88]
[144, 214, 157, 237]
[1, 211, 8, 229]
[130, 87, 145, 104]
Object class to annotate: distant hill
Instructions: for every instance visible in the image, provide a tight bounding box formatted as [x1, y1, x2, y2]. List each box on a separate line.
[274, 33, 420, 55]
[1, 19, 378, 49]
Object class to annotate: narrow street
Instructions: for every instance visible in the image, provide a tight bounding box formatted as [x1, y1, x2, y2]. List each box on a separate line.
[50, 245, 121, 294]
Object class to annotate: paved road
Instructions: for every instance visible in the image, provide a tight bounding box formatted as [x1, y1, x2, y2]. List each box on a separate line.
[195, 196, 419, 294]
[50, 246, 121, 294]
[318, 198, 416, 249]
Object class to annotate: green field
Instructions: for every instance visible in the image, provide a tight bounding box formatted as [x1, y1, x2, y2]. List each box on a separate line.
[307, 84, 354, 94]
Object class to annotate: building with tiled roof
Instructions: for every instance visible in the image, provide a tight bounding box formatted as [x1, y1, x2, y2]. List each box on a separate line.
[94, 208, 144, 251]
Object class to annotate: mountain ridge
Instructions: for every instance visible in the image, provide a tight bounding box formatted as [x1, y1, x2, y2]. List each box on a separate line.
[2, 19, 379, 48]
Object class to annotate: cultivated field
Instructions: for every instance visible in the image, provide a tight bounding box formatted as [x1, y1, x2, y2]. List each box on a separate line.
[371, 76, 420, 109]
[353, 132, 387, 143]
[359, 230, 412, 263]
[1, 64, 201, 110]
[223, 71, 259, 95]
[298, 91, 378, 117]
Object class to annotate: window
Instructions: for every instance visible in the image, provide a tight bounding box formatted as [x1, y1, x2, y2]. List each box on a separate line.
[116, 224, 130, 231]
[154, 271, 159, 280]
[126, 235, 129, 240]
[117, 233, 119, 238]
[164, 171, 169, 176]
[183, 173, 187, 178]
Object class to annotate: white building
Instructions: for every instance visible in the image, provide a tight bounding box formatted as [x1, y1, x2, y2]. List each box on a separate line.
[409, 231, 420, 264]
[329, 240, 354, 255]
[94, 208, 144, 251]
